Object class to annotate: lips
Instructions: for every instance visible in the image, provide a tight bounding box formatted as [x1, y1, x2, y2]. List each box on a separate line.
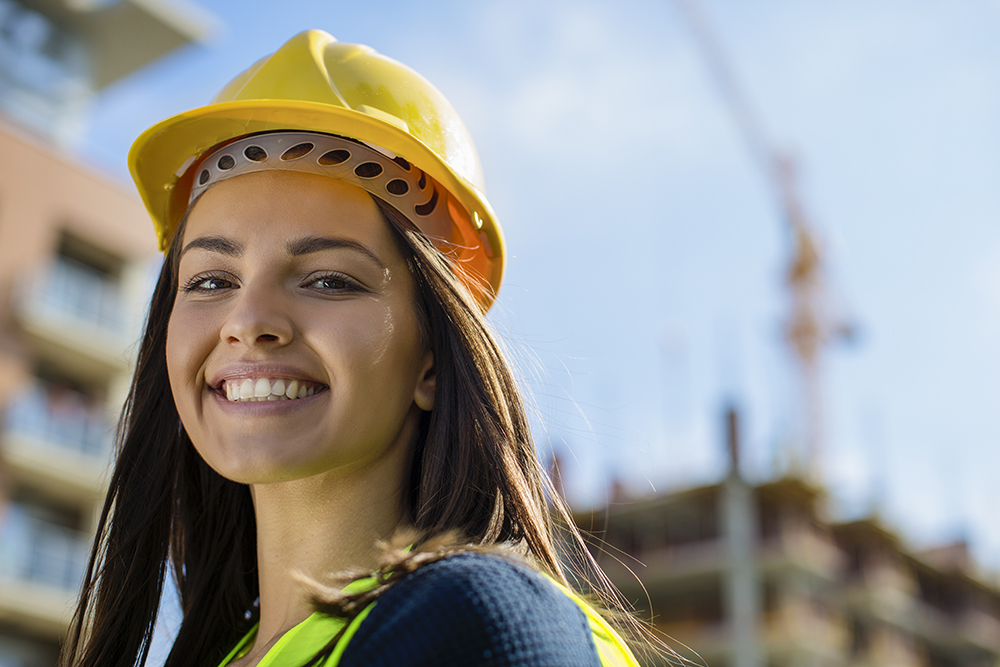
[208, 363, 329, 404]
[221, 377, 326, 402]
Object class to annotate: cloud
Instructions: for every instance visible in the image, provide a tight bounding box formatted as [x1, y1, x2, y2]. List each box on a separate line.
[467, 0, 736, 167]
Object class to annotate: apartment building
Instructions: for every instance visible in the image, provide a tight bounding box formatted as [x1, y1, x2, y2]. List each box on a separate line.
[0, 2, 207, 665]
[574, 449, 1000, 667]
[835, 521, 1000, 667]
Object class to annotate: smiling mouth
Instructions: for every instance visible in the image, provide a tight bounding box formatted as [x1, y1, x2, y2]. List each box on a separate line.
[220, 377, 327, 402]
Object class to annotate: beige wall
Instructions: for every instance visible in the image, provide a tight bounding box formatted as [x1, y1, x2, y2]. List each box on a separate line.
[0, 119, 159, 645]
[0, 120, 157, 403]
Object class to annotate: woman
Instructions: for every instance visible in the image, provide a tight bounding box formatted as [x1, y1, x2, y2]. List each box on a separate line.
[61, 31, 648, 667]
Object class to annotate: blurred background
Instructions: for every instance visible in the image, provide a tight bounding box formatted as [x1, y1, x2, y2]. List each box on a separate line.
[0, 0, 997, 666]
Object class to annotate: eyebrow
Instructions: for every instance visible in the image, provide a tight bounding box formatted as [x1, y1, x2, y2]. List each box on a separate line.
[286, 236, 385, 269]
[181, 236, 244, 259]
[179, 235, 385, 268]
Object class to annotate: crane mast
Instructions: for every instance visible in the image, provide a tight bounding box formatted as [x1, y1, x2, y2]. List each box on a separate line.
[675, 0, 844, 475]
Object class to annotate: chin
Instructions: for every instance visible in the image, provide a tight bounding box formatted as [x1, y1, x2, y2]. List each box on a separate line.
[192, 439, 314, 485]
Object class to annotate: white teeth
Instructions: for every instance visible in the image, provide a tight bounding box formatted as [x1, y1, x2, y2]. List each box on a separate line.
[223, 377, 321, 402]
[254, 378, 271, 398]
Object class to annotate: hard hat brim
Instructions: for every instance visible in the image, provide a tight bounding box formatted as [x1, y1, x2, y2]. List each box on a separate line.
[129, 99, 504, 305]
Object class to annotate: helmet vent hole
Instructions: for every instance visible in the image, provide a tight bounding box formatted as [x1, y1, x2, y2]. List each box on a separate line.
[393, 157, 411, 171]
[244, 146, 267, 162]
[318, 149, 350, 166]
[414, 187, 439, 216]
[281, 142, 315, 161]
[199, 169, 210, 185]
[386, 179, 409, 196]
[417, 172, 426, 189]
[354, 162, 384, 179]
[217, 155, 236, 170]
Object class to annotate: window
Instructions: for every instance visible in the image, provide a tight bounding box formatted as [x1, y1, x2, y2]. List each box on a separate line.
[30, 231, 126, 331]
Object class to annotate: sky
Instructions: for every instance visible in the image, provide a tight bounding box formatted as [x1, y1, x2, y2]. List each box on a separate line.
[77, 0, 1000, 585]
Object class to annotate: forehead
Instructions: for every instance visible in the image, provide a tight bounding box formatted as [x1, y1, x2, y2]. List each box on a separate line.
[183, 170, 393, 248]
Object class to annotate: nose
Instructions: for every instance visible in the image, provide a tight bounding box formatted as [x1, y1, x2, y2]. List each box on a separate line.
[219, 282, 294, 348]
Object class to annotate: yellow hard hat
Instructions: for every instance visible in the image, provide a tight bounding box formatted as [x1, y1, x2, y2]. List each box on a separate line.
[129, 30, 504, 307]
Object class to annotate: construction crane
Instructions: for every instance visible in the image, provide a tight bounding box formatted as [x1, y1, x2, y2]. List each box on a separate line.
[674, 0, 854, 476]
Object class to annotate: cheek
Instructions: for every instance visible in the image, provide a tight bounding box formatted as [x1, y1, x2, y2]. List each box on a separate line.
[165, 308, 215, 411]
[367, 306, 428, 395]
[315, 306, 423, 399]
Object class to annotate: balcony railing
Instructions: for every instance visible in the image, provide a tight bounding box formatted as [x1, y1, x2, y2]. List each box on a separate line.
[23, 256, 125, 333]
[13, 257, 136, 381]
[0, 504, 89, 594]
[3, 382, 112, 460]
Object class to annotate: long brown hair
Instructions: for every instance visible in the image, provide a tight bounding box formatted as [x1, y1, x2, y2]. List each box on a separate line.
[59, 193, 622, 667]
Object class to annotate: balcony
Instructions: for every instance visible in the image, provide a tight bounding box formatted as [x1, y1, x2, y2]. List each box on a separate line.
[654, 603, 847, 667]
[2, 382, 113, 502]
[607, 537, 727, 594]
[14, 257, 135, 384]
[0, 1, 91, 146]
[913, 598, 1000, 658]
[0, 505, 88, 638]
[758, 523, 844, 581]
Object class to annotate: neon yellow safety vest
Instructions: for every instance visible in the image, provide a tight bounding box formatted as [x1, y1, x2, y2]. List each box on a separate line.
[218, 573, 639, 667]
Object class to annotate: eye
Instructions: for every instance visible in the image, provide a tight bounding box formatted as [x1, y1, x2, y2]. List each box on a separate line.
[305, 272, 363, 294]
[182, 273, 236, 293]
[317, 276, 348, 290]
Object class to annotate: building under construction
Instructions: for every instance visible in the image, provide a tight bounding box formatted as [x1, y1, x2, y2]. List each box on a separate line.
[0, 1, 207, 665]
[574, 412, 1000, 667]
[573, 9, 1000, 666]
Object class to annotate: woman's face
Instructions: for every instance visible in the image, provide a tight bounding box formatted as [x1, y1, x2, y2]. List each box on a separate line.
[166, 171, 435, 485]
